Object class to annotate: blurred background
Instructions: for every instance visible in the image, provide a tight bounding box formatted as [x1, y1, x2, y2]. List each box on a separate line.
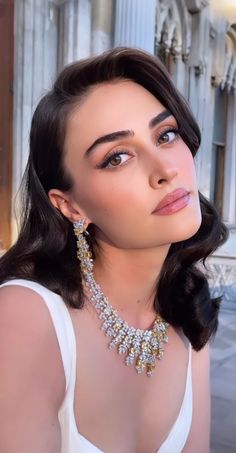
[0, 0, 235, 452]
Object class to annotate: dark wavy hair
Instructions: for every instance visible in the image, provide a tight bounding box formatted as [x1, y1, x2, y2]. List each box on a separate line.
[0, 47, 228, 350]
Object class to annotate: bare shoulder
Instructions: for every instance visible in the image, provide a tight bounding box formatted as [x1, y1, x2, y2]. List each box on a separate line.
[0, 282, 63, 329]
[0, 284, 65, 452]
[191, 343, 210, 383]
[191, 342, 210, 364]
[183, 344, 211, 453]
[0, 283, 66, 398]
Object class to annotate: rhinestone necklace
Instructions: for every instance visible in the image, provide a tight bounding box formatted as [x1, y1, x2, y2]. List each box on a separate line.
[75, 222, 169, 377]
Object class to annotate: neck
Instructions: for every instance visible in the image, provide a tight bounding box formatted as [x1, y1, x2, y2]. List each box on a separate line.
[92, 242, 170, 328]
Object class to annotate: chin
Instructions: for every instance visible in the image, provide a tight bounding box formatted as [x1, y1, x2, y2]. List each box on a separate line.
[171, 217, 202, 244]
[172, 199, 202, 241]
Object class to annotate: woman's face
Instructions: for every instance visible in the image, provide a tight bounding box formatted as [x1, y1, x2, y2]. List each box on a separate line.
[62, 80, 202, 249]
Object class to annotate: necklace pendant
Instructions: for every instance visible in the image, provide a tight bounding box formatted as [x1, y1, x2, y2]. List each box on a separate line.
[83, 271, 169, 377]
[146, 363, 156, 377]
[136, 358, 146, 374]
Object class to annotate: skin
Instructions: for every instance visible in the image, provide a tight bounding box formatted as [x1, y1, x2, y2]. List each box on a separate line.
[51, 79, 202, 321]
[0, 80, 210, 453]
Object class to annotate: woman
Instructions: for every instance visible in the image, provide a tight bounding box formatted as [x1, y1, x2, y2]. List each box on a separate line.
[0, 47, 227, 453]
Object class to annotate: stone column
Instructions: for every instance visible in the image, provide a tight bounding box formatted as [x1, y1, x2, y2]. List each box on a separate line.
[58, 0, 92, 68]
[223, 92, 236, 224]
[187, 4, 212, 197]
[13, 0, 58, 186]
[91, 0, 113, 55]
[12, 0, 59, 240]
[114, 0, 156, 53]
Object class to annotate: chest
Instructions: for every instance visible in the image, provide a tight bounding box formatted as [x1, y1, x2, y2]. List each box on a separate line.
[69, 307, 189, 453]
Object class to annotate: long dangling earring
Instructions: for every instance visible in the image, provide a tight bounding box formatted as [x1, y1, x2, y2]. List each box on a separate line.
[73, 220, 94, 275]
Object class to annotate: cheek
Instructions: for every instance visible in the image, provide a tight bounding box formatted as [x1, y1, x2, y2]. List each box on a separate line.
[73, 173, 142, 222]
[72, 177, 144, 248]
[179, 148, 197, 185]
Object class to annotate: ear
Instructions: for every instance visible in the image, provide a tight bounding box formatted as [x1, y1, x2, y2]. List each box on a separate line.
[48, 189, 90, 225]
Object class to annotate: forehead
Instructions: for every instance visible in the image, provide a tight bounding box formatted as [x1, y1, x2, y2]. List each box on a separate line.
[64, 80, 165, 153]
[69, 80, 164, 127]
[67, 80, 163, 138]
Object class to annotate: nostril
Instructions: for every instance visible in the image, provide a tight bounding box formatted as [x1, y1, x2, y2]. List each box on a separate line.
[158, 178, 167, 184]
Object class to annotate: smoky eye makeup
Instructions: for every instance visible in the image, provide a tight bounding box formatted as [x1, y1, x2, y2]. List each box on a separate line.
[94, 118, 181, 169]
[96, 149, 133, 169]
[154, 126, 180, 145]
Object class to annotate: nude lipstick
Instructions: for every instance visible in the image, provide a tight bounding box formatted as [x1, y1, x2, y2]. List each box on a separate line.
[152, 188, 190, 216]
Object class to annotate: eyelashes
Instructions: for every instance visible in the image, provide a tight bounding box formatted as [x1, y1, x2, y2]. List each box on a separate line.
[96, 127, 180, 169]
[97, 150, 133, 169]
[157, 128, 179, 145]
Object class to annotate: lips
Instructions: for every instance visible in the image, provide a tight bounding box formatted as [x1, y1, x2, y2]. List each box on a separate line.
[152, 188, 190, 214]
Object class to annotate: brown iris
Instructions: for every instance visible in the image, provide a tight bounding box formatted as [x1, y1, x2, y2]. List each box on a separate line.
[109, 155, 122, 166]
[158, 132, 170, 144]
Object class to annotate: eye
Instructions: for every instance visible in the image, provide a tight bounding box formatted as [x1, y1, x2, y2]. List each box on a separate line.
[98, 151, 132, 169]
[157, 129, 179, 145]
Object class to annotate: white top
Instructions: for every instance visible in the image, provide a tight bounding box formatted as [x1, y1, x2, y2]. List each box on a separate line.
[1, 279, 193, 453]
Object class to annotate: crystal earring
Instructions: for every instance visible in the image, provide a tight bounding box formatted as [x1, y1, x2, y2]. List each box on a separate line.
[73, 220, 94, 275]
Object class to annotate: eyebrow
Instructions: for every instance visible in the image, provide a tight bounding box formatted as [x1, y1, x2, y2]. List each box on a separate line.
[85, 109, 172, 156]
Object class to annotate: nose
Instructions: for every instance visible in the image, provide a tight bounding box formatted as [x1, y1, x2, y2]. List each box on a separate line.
[149, 157, 178, 189]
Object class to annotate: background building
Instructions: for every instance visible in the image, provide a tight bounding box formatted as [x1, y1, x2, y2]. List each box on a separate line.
[0, 0, 235, 301]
